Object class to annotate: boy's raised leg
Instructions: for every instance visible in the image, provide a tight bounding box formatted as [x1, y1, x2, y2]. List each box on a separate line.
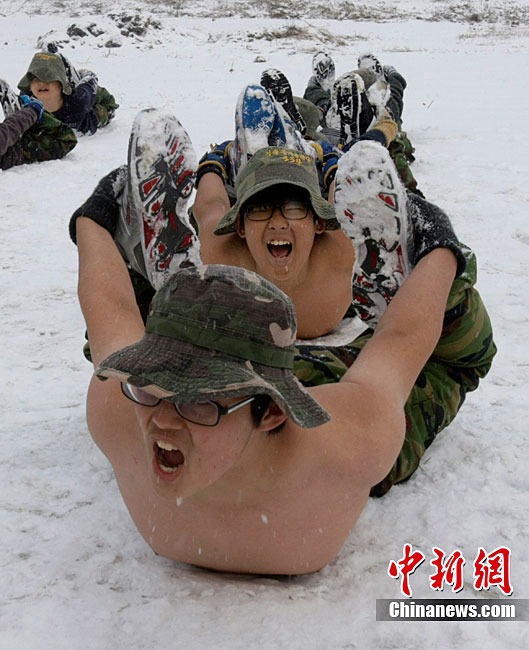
[115, 108, 200, 290]
[334, 140, 413, 327]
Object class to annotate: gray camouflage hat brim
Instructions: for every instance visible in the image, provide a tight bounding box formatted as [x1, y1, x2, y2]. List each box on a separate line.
[214, 147, 339, 236]
[97, 334, 330, 429]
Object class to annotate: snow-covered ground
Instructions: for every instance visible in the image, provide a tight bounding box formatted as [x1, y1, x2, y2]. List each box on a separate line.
[1, 2, 528, 648]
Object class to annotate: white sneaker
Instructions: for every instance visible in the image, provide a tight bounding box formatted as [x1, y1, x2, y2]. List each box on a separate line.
[334, 140, 413, 326]
[0, 79, 22, 118]
[117, 109, 200, 291]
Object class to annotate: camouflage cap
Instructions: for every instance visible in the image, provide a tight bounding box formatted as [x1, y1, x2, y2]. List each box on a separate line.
[96, 264, 330, 428]
[18, 52, 72, 96]
[214, 146, 339, 235]
[293, 96, 325, 141]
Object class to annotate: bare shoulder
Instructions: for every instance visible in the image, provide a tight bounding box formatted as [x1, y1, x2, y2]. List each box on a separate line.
[313, 229, 355, 262]
[86, 374, 141, 461]
[287, 381, 406, 489]
[200, 230, 256, 270]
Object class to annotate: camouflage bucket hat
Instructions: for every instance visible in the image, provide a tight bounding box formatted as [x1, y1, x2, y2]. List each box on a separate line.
[96, 264, 330, 429]
[293, 96, 325, 141]
[214, 146, 339, 235]
[18, 52, 72, 95]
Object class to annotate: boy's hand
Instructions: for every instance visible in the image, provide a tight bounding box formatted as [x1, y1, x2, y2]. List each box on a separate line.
[69, 167, 127, 244]
[20, 95, 44, 122]
[196, 140, 233, 187]
[409, 195, 467, 276]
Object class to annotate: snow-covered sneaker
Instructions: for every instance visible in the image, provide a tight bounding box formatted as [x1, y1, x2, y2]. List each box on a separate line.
[334, 72, 377, 145]
[37, 30, 58, 53]
[260, 68, 306, 136]
[231, 84, 313, 178]
[115, 108, 200, 291]
[357, 53, 384, 81]
[59, 53, 83, 87]
[327, 72, 364, 146]
[312, 51, 335, 92]
[334, 140, 413, 326]
[365, 79, 391, 119]
[232, 84, 276, 177]
[0, 78, 22, 118]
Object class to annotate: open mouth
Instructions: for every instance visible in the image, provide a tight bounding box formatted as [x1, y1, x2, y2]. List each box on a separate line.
[154, 440, 185, 474]
[267, 240, 292, 259]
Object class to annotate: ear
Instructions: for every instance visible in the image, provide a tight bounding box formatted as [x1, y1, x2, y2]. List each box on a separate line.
[257, 401, 288, 432]
[235, 215, 246, 239]
[314, 218, 325, 234]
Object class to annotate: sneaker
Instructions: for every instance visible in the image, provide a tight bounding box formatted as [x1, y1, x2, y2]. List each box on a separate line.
[327, 72, 364, 146]
[335, 72, 378, 145]
[232, 84, 276, 176]
[231, 84, 313, 178]
[365, 79, 391, 118]
[0, 79, 22, 118]
[260, 68, 306, 136]
[334, 140, 413, 326]
[59, 54, 83, 87]
[357, 53, 384, 81]
[37, 30, 60, 54]
[312, 51, 335, 92]
[116, 108, 200, 291]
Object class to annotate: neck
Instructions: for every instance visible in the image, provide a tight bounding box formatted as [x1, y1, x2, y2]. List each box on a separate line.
[192, 429, 285, 507]
[42, 95, 63, 113]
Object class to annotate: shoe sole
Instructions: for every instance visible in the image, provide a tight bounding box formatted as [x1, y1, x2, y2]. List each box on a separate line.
[0, 79, 21, 118]
[336, 73, 361, 144]
[126, 108, 199, 289]
[334, 141, 412, 324]
[260, 68, 306, 136]
[232, 84, 276, 175]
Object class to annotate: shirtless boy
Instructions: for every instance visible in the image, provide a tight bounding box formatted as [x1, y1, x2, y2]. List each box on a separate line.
[72, 132, 496, 574]
[71, 79, 397, 339]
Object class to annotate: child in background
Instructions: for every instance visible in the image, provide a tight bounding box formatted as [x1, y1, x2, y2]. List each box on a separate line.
[17, 52, 118, 135]
[0, 79, 77, 170]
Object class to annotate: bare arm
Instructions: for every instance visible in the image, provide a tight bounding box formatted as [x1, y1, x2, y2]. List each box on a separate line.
[342, 248, 457, 405]
[192, 173, 231, 238]
[76, 217, 145, 368]
[305, 248, 457, 486]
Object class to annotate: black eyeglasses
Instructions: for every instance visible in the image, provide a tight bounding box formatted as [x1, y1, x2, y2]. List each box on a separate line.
[121, 382, 255, 427]
[244, 200, 311, 222]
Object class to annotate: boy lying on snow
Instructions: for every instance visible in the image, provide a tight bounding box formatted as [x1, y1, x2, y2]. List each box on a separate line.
[70, 98, 495, 573]
[18, 51, 118, 135]
[0, 80, 76, 170]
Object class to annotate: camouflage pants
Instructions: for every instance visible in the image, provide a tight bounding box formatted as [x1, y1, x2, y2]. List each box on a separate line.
[93, 85, 119, 128]
[20, 110, 77, 163]
[389, 131, 421, 195]
[294, 249, 497, 497]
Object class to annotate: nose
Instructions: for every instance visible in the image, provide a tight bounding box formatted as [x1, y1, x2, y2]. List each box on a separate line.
[151, 400, 186, 429]
[267, 206, 288, 229]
